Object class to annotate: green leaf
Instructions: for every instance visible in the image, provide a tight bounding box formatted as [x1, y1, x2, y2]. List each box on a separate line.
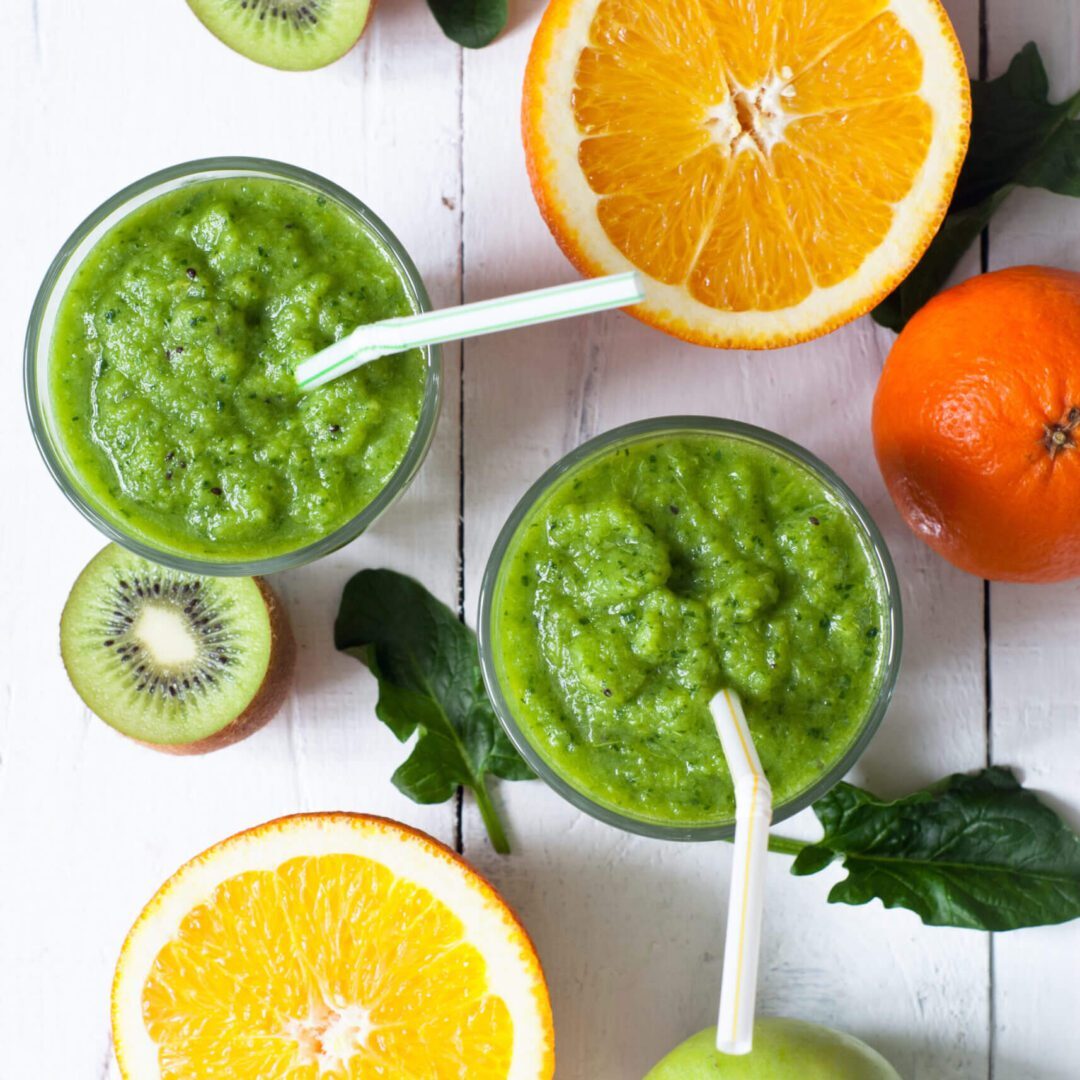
[870, 194, 1005, 332]
[488, 732, 539, 781]
[426, 0, 507, 48]
[958, 43, 1080, 206]
[335, 569, 535, 854]
[873, 43, 1080, 331]
[789, 768, 1080, 931]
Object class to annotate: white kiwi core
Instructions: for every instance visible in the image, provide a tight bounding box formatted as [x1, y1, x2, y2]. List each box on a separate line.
[133, 605, 200, 668]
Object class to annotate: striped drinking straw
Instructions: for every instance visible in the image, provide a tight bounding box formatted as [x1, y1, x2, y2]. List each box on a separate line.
[710, 688, 774, 1056]
[294, 271, 646, 391]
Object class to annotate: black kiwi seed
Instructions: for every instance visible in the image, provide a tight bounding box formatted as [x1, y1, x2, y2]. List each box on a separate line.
[233, 0, 326, 29]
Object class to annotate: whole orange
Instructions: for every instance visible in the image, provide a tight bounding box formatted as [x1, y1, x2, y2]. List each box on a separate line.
[873, 266, 1080, 582]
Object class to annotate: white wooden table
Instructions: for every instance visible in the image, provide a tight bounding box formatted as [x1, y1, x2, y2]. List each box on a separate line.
[2, 2, 1077, 1077]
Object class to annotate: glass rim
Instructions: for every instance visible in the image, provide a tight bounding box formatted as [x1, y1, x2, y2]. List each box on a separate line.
[477, 415, 904, 842]
[24, 156, 442, 577]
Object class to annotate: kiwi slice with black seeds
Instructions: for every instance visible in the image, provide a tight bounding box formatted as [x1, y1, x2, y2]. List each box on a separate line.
[61, 545, 295, 754]
[187, 0, 373, 71]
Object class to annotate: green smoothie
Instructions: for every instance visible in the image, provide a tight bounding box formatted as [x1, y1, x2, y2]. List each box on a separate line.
[49, 177, 427, 562]
[491, 431, 890, 827]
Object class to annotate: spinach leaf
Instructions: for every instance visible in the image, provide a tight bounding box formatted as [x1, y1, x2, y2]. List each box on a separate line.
[426, 0, 507, 49]
[873, 43, 1080, 331]
[870, 191, 1008, 332]
[958, 42, 1080, 206]
[335, 569, 534, 854]
[780, 768, 1080, 931]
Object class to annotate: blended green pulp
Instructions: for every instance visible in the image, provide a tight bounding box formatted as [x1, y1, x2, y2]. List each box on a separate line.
[49, 177, 427, 561]
[493, 433, 888, 826]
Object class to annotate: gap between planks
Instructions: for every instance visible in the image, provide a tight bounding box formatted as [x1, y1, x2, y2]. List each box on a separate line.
[454, 41, 467, 857]
[977, 2, 996, 1077]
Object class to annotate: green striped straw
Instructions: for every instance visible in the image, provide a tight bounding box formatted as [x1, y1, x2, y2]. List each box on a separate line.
[294, 271, 646, 391]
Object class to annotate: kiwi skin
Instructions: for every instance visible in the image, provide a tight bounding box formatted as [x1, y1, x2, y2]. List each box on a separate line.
[144, 578, 297, 756]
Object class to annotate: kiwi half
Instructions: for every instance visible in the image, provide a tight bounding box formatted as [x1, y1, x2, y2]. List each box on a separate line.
[60, 545, 295, 754]
[187, 0, 373, 71]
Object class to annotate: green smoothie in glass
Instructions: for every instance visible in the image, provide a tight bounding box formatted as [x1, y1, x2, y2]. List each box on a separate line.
[482, 421, 898, 834]
[47, 175, 427, 563]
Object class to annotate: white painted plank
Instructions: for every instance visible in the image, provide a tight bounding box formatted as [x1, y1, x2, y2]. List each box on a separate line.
[0, 2, 461, 1076]
[461, 2, 990, 1076]
[983, 5, 1080, 1078]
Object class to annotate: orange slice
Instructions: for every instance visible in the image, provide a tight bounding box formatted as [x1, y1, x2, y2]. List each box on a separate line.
[523, 0, 971, 348]
[112, 814, 554, 1079]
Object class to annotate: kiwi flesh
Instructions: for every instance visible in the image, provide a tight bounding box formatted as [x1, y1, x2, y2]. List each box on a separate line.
[187, 0, 373, 71]
[60, 545, 295, 754]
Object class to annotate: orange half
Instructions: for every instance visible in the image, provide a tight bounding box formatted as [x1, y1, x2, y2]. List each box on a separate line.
[112, 814, 554, 1079]
[524, 0, 971, 348]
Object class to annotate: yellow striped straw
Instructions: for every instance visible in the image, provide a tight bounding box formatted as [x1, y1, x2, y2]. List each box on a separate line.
[710, 688, 773, 1056]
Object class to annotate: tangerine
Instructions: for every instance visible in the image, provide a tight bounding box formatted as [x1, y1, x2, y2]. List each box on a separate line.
[873, 266, 1080, 582]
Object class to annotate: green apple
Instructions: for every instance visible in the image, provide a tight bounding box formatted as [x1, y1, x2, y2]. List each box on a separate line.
[644, 1019, 902, 1079]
